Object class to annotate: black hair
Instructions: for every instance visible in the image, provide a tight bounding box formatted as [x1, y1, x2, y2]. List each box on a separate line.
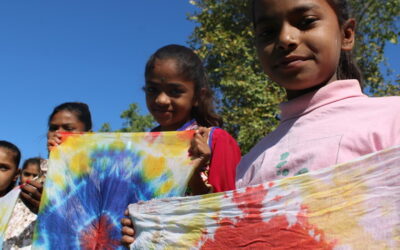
[325, 0, 362, 84]
[145, 44, 223, 127]
[251, 0, 362, 85]
[0, 140, 21, 168]
[48, 102, 92, 131]
[21, 157, 43, 171]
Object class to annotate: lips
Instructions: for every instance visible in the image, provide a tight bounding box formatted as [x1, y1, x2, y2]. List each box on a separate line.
[274, 55, 311, 69]
[151, 108, 173, 117]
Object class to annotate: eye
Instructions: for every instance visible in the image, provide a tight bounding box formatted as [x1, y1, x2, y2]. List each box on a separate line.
[62, 125, 75, 131]
[0, 164, 10, 171]
[168, 88, 185, 97]
[49, 125, 59, 131]
[143, 86, 159, 95]
[298, 17, 318, 29]
[256, 28, 277, 42]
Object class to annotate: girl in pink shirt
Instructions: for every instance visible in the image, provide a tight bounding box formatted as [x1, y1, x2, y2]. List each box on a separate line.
[121, 0, 400, 245]
[236, 0, 400, 187]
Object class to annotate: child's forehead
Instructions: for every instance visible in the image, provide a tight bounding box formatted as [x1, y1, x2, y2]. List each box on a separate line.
[254, 0, 330, 15]
[23, 162, 41, 170]
[0, 147, 17, 167]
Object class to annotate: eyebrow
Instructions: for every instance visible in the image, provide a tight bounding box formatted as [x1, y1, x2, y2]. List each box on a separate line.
[146, 81, 186, 88]
[255, 3, 320, 26]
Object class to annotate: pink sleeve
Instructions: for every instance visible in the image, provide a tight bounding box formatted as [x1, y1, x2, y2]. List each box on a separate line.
[207, 128, 241, 192]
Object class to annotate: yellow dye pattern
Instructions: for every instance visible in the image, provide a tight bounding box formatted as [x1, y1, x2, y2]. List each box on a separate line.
[60, 134, 93, 155]
[156, 179, 174, 196]
[171, 193, 222, 249]
[0, 205, 8, 233]
[142, 155, 166, 180]
[290, 165, 389, 249]
[109, 138, 126, 151]
[70, 152, 91, 177]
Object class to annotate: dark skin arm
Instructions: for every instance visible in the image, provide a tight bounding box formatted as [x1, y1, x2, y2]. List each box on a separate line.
[188, 127, 212, 195]
[23, 133, 60, 214]
[20, 178, 44, 214]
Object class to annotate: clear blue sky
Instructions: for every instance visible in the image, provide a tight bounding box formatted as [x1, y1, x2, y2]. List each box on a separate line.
[0, 1, 399, 164]
[0, 0, 197, 162]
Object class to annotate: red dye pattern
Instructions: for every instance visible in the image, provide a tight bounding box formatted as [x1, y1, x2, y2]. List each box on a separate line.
[144, 132, 161, 144]
[79, 215, 120, 250]
[272, 195, 283, 202]
[200, 184, 335, 249]
[269, 182, 274, 188]
[177, 130, 195, 141]
[60, 132, 79, 143]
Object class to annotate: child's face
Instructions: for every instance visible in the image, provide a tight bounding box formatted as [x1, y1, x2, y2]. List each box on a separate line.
[20, 163, 40, 185]
[254, 0, 350, 98]
[145, 58, 197, 131]
[48, 110, 86, 138]
[0, 148, 18, 196]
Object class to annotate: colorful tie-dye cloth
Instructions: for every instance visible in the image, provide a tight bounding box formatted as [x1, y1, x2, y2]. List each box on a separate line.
[33, 131, 195, 249]
[0, 187, 21, 249]
[129, 145, 400, 249]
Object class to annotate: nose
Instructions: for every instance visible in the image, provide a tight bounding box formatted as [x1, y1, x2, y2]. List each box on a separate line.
[277, 22, 299, 51]
[155, 92, 171, 106]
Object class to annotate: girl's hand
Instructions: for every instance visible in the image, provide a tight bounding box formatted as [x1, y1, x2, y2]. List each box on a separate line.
[20, 179, 43, 214]
[121, 209, 135, 247]
[189, 127, 211, 169]
[47, 132, 62, 152]
[188, 127, 212, 195]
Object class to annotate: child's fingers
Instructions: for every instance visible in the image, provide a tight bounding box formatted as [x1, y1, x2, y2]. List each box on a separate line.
[124, 209, 130, 217]
[121, 215, 135, 246]
[121, 217, 133, 227]
[121, 225, 135, 237]
[21, 181, 43, 199]
[20, 187, 41, 214]
[121, 234, 135, 246]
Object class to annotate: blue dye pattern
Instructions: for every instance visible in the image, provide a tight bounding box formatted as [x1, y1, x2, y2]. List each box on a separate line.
[33, 144, 189, 249]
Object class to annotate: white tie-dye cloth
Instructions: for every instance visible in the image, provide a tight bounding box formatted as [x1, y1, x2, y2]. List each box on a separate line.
[0, 187, 21, 249]
[129, 145, 400, 249]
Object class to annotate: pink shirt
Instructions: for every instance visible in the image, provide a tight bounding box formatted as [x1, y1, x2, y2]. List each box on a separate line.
[236, 80, 400, 188]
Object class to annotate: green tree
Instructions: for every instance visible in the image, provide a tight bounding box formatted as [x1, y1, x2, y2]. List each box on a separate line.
[188, 0, 400, 153]
[99, 103, 155, 132]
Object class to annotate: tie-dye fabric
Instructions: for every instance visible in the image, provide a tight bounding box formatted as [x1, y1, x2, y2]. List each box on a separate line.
[33, 131, 195, 249]
[128, 145, 400, 249]
[0, 187, 21, 249]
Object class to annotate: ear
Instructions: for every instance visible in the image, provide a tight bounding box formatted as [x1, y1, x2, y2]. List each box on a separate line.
[13, 168, 20, 182]
[341, 18, 356, 51]
[194, 88, 207, 107]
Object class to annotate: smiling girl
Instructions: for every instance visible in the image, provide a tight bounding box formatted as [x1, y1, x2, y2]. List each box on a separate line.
[236, 0, 400, 187]
[143, 44, 241, 195]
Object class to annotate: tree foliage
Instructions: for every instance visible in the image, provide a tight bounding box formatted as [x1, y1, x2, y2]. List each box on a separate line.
[188, 0, 400, 153]
[99, 103, 155, 132]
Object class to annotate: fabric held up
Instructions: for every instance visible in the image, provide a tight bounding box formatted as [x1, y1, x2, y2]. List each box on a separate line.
[0, 187, 21, 249]
[32, 131, 195, 249]
[129, 145, 400, 249]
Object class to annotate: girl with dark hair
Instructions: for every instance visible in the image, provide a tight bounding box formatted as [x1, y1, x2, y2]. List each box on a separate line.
[20, 102, 92, 213]
[0, 140, 21, 198]
[4, 103, 92, 249]
[4, 157, 45, 249]
[121, 45, 241, 246]
[19, 157, 44, 185]
[47, 102, 92, 152]
[236, 0, 400, 188]
[121, 1, 399, 246]
[143, 44, 241, 194]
